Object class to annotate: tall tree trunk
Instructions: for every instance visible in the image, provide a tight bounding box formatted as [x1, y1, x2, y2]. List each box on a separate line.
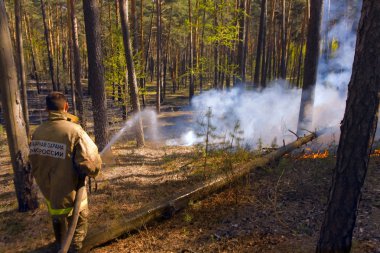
[0, 0, 38, 212]
[40, 0, 57, 91]
[254, 0, 266, 86]
[139, 0, 145, 106]
[199, 0, 206, 92]
[188, 0, 195, 101]
[236, 0, 247, 85]
[83, 0, 109, 151]
[260, 0, 267, 87]
[156, 0, 161, 113]
[317, 1, 380, 251]
[68, 19, 77, 116]
[213, 0, 219, 89]
[142, 10, 154, 107]
[119, 0, 145, 147]
[296, 0, 308, 88]
[280, 0, 286, 79]
[69, 0, 86, 129]
[296, 0, 322, 135]
[24, 14, 41, 94]
[14, 0, 29, 136]
[130, 0, 137, 53]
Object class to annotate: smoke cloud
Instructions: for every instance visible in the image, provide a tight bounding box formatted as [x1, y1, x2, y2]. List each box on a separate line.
[166, 0, 370, 148]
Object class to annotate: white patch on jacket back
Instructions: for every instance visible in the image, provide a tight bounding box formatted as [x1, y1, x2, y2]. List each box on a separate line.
[30, 140, 67, 159]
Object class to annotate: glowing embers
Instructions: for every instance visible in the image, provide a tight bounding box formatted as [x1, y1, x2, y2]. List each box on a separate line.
[299, 148, 329, 159]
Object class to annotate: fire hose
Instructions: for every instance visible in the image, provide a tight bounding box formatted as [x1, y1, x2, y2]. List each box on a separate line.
[58, 175, 86, 253]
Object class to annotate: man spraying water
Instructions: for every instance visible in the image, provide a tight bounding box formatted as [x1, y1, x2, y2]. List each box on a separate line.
[29, 92, 102, 252]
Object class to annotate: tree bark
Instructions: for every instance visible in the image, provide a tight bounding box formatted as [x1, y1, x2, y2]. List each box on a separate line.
[199, 0, 206, 92]
[40, 0, 57, 91]
[14, 0, 29, 136]
[280, 0, 286, 79]
[213, 0, 219, 89]
[297, 0, 322, 135]
[236, 0, 247, 84]
[119, 0, 145, 147]
[24, 14, 41, 94]
[0, 0, 38, 212]
[83, 0, 109, 151]
[156, 0, 161, 113]
[69, 0, 86, 129]
[260, 0, 267, 87]
[254, 0, 266, 86]
[317, 1, 380, 252]
[188, 0, 195, 101]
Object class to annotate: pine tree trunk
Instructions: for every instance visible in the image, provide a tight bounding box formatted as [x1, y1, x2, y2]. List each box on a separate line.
[236, 0, 247, 84]
[83, 0, 109, 151]
[24, 14, 41, 94]
[213, 0, 219, 89]
[317, 1, 380, 251]
[188, 0, 194, 101]
[260, 0, 267, 87]
[297, 0, 322, 134]
[280, 0, 286, 79]
[69, 0, 86, 129]
[156, 0, 161, 113]
[130, 0, 137, 52]
[0, 0, 38, 212]
[119, 0, 145, 147]
[199, 0, 206, 93]
[254, 0, 266, 85]
[14, 0, 29, 136]
[40, 0, 57, 91]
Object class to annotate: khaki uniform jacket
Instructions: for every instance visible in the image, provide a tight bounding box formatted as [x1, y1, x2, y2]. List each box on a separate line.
[29, 111, 102, 216]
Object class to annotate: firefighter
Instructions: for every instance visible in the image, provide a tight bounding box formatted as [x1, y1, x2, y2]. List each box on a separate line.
[29, 92, 102, 252]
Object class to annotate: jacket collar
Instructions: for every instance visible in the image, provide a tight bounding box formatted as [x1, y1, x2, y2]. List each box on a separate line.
[48, 111, 79, 123]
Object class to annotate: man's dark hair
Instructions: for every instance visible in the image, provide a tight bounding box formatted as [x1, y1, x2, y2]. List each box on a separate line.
[46, 92, 67, 111]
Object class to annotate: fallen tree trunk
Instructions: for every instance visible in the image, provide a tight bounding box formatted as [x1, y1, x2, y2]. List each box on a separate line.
[80, 133, 317, 252]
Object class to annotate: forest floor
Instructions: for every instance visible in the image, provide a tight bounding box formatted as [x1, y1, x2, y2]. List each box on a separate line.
[1, 86, 380, 253]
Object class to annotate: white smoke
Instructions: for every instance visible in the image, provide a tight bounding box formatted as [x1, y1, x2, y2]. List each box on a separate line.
[166, 0, 365, 148]
[166, 81, 347, 147]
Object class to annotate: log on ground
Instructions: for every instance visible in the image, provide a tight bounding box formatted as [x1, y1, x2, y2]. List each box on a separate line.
[80, 133, 317, 252]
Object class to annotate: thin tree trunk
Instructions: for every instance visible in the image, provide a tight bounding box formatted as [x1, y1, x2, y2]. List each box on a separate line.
[163, 8, 173, 100]
[297, 0, 322, 135]
[69, 0, 86, 129]
[254, 0, 266, 86]
[143, 10, 154, 107]
[280, 0, 286, 79]
[14, 0, 29, 136]
[296, 0, 308, 88]
[156, 0, 161, 113]
[236, 0, 247, 84]
[199, 0, 206, 93]
[260, 0, 267, 87]
[0, 0, 39, 212]
[317, 1, 380, 251]
[213, 0, 219, 89]
[119, 0, 145, 147]
[139, 0, 145, 106]
[83, 0, 109, 151]
[40, 0, 57, 91]
[188, 0, 194, 101]
[24, 14, 41, 94]
[130, 0, 137, 53]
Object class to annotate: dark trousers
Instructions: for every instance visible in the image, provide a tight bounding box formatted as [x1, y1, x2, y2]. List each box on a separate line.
[52, 207, 89, 253]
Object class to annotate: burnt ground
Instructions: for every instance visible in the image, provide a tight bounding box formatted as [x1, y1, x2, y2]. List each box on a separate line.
[1, 87, 380, 253]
